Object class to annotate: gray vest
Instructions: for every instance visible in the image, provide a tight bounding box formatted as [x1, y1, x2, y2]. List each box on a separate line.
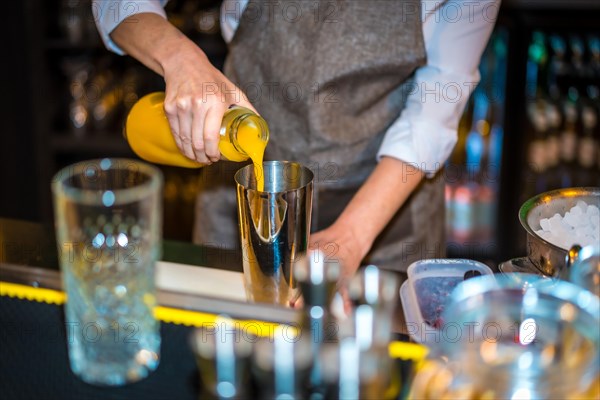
[194, 0, 446, 271]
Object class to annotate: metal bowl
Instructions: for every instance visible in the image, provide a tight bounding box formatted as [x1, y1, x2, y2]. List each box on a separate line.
[518, 187, 600, 277]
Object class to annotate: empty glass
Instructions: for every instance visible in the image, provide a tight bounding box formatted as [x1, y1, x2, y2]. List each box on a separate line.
[52, 158, 163, 385]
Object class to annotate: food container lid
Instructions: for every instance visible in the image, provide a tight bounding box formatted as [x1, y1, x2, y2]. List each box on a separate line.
[400, 259, 494, 345]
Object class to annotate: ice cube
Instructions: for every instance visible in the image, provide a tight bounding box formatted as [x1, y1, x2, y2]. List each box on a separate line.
[571, 204, 583, 216]
[574, 213, 588, 227]
[575, 225, 593, 238]
[563, 211, 575, 228]
[538, 231, 554, 242]
[548, 214, 564, 231]
[536, 229, 545, 237]
[539, 218, 551, 231]
[576, 200, 588, 213]
[589, 214, 600, 229]
[587, 205, 600, 217]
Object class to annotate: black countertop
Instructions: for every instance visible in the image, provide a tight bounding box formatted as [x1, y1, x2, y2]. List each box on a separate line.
[0, 218, 416, 400]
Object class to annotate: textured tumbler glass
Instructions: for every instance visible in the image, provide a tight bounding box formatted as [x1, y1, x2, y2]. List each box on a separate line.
[235, 161, 313, 306]
[52, 158, 163, 385]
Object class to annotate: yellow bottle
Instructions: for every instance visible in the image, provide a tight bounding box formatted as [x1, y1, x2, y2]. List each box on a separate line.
[125, 92, 269, 169]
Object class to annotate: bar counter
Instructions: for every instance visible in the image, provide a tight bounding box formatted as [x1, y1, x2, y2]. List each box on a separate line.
[0, 218, 421, 399]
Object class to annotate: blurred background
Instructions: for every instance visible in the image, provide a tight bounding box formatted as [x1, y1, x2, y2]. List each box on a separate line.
[1, 0, 599, 267]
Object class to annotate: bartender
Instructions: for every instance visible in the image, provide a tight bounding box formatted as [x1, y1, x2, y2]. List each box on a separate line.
[94, 0, 499, 285]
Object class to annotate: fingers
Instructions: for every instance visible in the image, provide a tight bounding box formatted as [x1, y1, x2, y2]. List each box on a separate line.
[236, 91, 259, 114]
[176, 97, 196, 160]
[338, 285, 353, 316]
[163, 97, 183, 155]
[203, 105, 224, 163]
[163, 74, 253, 164]
[191, 98, 209, 163]
[290, 293, 304, 309]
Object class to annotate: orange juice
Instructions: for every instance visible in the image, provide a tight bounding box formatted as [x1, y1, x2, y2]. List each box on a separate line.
[125, 92, 269, 190]
[219, 105, 268, 191]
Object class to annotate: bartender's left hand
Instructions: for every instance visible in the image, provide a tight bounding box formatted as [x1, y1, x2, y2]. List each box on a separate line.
[308, 222, 370, 312]
[309, 222, 369, 291]
[300, 157, 425, 311]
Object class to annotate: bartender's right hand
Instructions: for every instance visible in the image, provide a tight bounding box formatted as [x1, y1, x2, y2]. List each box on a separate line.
[110, 13, 256, 164]
[161, 47, 257, 164]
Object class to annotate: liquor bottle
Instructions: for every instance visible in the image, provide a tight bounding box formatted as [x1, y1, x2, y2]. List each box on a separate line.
[453, 90, 488, 243]
[575, 97, 599, 187]
[474, 95, 495, 244]
[526, 31, 549, 101]
[523, 32, 550, 200]
[569, 36, 592, 94]
[121, 69, 141, 112]
[525, 104, 549, 196]
[445, 97, 473, 243]
[544, 98, 562, 190]
[92, 85, 122, 131]
[548, 34, 568, 93]
[557, 88, 580, 188]
[589, 36, 600, 80]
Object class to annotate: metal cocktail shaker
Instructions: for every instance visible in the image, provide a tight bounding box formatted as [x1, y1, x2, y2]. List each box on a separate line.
[235, 161, 314, 306]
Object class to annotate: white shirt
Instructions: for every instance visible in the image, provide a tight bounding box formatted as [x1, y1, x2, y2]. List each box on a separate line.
[93, 0, 500, 175]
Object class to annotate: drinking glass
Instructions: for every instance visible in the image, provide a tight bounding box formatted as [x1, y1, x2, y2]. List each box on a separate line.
[52, 158, 163, 385]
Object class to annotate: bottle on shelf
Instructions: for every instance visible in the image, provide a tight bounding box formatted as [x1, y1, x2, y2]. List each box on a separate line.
[543, 97, 562, 190]
[558, 88, 580, 188]
[589, 36, 600, 80]
[548, 34, 569, 92]
[473, 94, 496, 245]
[445, 30, 507, 253]
[526, 31, 549, 101]
[451, 90, 488, 244]
[575, 96, 599, 187]
[522, 31, 550, 201]
[525, 102, 550, 198]
[569, 36, 586, 83]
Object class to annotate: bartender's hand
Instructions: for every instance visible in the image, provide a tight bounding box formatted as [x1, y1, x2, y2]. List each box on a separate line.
[111, 13, 256, 164]
[309, 157, 425, 311]
[309, 223, 368, 313]
[161, 50, 256, 164]
[310, 223, 367, 286]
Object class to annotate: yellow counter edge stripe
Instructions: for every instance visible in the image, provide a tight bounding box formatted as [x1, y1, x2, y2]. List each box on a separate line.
[1, 281, 427, 362]
[1, 281, 66, 304]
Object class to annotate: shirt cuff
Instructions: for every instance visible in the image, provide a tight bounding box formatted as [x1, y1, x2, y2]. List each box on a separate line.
[93, 1, 167, 55]
[376, 116, 458, 177]
[376, 65, 479, 177]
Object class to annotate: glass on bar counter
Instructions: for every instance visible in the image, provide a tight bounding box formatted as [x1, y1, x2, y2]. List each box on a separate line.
[52, 158, 163, 386]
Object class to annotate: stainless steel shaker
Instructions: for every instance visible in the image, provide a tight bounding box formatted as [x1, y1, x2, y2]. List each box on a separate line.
[235, 161, 314, 306]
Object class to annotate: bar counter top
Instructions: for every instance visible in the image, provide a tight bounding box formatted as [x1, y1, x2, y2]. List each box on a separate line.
[0, 218, 418, 399]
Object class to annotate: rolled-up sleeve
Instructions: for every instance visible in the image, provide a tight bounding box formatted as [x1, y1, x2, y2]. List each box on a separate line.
[92, 0, 168, 55]
[377, 0, 500, 176]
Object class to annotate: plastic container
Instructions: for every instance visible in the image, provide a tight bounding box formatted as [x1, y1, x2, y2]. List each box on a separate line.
[400, 259, 494, 344]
